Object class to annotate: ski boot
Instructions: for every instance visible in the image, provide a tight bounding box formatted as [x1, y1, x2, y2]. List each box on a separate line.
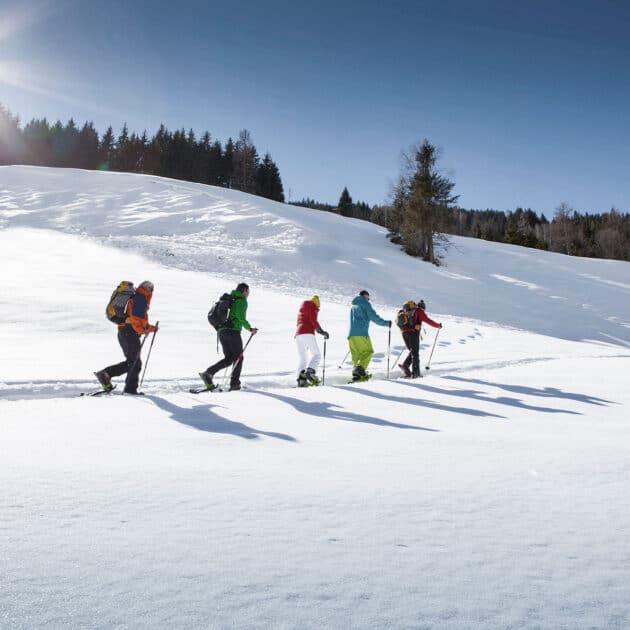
[351, 366, 370, 382]
[305, 367, 320, 386]
[94, 370, 113, 392]
[398, 364, 411, 378]
[297, 370, 309, 387]
[199, 371, 218, 391]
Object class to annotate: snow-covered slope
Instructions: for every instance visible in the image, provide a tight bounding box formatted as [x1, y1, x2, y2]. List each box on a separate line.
[1, 166, 629, 629]
[2, 165, 629, 345]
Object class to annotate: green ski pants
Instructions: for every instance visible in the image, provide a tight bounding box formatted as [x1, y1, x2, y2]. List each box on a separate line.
[348, 336, 374, 370]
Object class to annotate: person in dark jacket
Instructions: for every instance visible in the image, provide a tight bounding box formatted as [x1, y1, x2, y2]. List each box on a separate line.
[398, 299, 441, 378]
[95, 280, 157, 394]
[295, 294, 329, 387]
[199, 282, 258, 391]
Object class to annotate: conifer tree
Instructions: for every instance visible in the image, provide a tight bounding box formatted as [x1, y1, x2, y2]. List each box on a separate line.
[221, 137, 235, 188]
[401, 140, 458, 263]
[22, 117, 51, 165]
[98, 126, 116, 170]
[386, 176, 407, 234]
[337, 187, 354, 217]
[233, 129, 258, 193]
[78, 122, 100, 169]
[256, 153, 285, 202]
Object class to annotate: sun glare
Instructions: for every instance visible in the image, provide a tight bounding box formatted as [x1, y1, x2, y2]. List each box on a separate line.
[0, 2, 49, 43]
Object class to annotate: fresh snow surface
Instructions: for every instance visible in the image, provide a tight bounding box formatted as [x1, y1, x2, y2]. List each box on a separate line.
[1, 166, 630, 629]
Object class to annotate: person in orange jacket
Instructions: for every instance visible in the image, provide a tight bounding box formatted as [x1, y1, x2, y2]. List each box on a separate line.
[96, 280, 157, 394]
[295, 295, 329, 386]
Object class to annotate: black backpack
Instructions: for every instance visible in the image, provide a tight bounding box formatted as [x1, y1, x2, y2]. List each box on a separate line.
[207, 293, 235, 330]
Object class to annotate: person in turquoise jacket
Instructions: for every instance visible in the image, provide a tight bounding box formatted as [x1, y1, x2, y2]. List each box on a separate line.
[348, 290, 391, 381]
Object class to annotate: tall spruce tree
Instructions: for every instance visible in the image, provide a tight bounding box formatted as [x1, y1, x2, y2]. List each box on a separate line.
[337, 187, 354, 217]
[78, 122, 100, 169]
[233, 129, 258, 193]
[256, 153, 285, 202]
[401, 140, 458, 263]
[98, 126, 116, 169]
[386, 176, 408, 234]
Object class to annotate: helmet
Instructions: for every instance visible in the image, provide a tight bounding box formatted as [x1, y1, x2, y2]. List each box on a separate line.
[417, 299, 426, 309]
[403, 300, 416, 311]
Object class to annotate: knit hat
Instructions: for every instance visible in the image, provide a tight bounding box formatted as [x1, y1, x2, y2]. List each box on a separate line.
[311, 295, 320, 308]
[139, 280, 154, 292]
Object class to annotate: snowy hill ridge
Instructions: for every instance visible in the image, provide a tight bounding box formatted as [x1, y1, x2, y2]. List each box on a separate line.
[1, 165, 629, 346]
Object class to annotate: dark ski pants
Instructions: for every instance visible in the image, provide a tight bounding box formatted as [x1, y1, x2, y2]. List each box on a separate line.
[206, 329, 244, 388]
[104, 324, 142, 393]
[402, 330, 420, 377]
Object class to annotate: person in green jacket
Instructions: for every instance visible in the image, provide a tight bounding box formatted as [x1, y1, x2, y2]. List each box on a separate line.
[200, 282, 258, 391]
[348, 289, 391, 381]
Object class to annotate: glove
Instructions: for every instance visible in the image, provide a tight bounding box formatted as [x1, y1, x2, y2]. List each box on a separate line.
[322, 331, 330, 340]
[250, 327, 259, 335]
[439, 323, 443, 329]
[146, 324, 157, 333]
[388, 320, 392, 328]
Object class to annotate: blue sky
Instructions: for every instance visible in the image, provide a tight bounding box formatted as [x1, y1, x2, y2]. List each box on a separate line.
[1, 0, 629, 213]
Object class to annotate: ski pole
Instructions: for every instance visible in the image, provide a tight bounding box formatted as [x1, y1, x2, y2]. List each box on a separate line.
[387, 325, 391, 380]
[321, 338, 327, 386]
[425, 328, 440, 370]
[390, 346, 405, 372]
[220, 366, 230, 389]
[139, 321, 159, 388]
[338, 349, 350, 369]
[128, 330, 150, 379]
[230, 331, 255, 376]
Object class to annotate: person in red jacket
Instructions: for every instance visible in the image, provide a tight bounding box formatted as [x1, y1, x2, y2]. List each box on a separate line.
[295, 295, 329, 387]
[95, 281, 157, 394]
[398, 299, 441, 378]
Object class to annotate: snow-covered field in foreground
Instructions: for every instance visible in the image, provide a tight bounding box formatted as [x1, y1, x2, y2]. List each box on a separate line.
[1, 167, 630, 629]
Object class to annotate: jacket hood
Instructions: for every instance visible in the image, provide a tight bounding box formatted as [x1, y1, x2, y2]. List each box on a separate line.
[352, 295, 366, 306]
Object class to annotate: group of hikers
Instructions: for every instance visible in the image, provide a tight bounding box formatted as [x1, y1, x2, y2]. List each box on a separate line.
[95, 281, 442, 394]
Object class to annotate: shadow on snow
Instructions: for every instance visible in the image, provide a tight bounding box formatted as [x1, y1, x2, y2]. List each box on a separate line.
[441, 375, 613, 408]
[145, 395, 297, 442]
[338, 384, 506, 420]
[254, 390, 440, 432]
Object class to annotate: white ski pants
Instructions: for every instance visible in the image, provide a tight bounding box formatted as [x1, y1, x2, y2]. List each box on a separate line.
[295, 334, 321, 375]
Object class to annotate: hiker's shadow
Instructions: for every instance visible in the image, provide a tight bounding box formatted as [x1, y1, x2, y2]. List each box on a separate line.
[145, 395, 296, 442]
[443, 375, 614, 407]
[394, 380, 581, 415]
[255, 390, 439, 432]
[338, 384, 506, 419]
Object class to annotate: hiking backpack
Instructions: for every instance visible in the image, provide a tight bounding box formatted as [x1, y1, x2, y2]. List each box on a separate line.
[207, 293, 235, 330]
[396, 301, 417, 330]
[106, 281, 135, 324]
